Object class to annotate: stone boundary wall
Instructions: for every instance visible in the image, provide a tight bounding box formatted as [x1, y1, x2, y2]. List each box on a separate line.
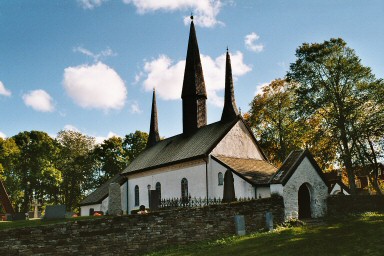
[0, 197, 284, 256]
[328, 195, 384, 215]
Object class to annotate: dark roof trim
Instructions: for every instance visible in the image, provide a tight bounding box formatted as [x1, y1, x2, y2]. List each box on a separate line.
[122, 154, 207, 176]
[211, 155, 259, 186]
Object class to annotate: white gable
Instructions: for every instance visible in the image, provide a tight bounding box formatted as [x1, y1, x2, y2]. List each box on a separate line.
[212, 120, 263, 160]
[282, 156, 328, 219]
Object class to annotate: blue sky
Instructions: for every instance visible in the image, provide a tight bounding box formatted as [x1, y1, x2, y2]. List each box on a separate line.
[0, 0, 383, 142]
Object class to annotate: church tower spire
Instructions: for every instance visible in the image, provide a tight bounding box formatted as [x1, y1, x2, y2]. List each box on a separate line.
[181, 16, 207, 135]
[147, 88, 160, 148]
[221, 49, 239, 122]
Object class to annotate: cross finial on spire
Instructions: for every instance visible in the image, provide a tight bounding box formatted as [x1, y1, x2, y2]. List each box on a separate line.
[190, 12, 193, 20]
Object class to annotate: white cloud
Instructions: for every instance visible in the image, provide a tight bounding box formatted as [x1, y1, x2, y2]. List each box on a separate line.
[73, 46, 116, 62]
[245, 32, 264, 53]
[123, 0, 223, 27]
[0, 131, 6, 139]
[77, 0, 107, 9]
[140, 51, 251, 107]
[0, 81, 11, 97]
[130, 101, 142, 114]
[63, 124, 80, 132]
[255, 82, 270, 96]
[95, 131, 120, 144]
[63, 62, 127, 111]
[22, 90, 55, 112]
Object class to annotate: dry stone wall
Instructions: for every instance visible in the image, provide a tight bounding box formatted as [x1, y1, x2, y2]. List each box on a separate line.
[328, 195, 384, 215]
[0, 197, 284, 256]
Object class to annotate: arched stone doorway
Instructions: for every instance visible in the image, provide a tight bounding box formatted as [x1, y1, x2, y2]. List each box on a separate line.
[298, 183, 311, 219]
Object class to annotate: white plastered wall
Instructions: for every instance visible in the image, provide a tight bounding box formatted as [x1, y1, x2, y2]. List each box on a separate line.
[80, 204, 101, 216]
[255, 186, 271, 198]
[126, 161, 207, 213]
[282, 157, 328, 219]
[211, 121, 263, 160]
[330, 183, 350, 195]
[81, 182, 128, 216]
[210, 157, 256, 199]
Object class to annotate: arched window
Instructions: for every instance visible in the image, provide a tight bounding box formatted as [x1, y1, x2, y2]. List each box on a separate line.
[218, 172, 224, 185]
[156, 182, 161, 200]
[134, 185, 139, 206]
[181, 178, 188, 200]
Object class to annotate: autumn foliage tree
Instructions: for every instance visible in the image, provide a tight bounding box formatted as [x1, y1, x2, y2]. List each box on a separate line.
[287, 38, 384, 194]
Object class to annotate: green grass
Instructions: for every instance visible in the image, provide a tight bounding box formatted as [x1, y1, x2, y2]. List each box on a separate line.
[0, 215, 103, 230]
[146, 212, 384, 256]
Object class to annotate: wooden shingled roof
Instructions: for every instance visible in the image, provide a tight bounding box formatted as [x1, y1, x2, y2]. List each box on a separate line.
[121, 118, 239, 175]
[212, 155, 277, 185]
[270, 149, 328, 185]
[79, 174, 126, 206]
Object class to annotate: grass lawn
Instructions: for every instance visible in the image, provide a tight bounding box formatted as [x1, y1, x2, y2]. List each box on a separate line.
[0, 215, 102, 230]
[146, 212, 384, 256]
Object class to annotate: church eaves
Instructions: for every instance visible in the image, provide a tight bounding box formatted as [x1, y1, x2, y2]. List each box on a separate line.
[146, 89, 160, 148]
[181, 17, 207, 135]
[221, 49, 239, 122]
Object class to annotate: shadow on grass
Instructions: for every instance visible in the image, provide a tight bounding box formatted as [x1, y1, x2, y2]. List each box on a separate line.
[147, 213, 384, 256]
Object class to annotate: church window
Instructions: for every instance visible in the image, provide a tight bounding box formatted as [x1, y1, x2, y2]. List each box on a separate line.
[181, 178, 188, 201]
[156, 182, 161, 200]
[218, 172, 224, 185]
[134, 185, 139, 206]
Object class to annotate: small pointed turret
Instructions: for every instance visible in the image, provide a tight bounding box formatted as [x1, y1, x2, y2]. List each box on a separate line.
[221, 49, 239, 122]
[147, 89, 160, 148]
[181, 16, 207, 135]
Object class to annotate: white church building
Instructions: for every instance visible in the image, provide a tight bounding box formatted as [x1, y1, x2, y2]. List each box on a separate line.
[80, 18, 328, 220]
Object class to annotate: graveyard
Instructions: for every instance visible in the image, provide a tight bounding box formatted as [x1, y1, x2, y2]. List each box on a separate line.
[146, 212, 384, 256]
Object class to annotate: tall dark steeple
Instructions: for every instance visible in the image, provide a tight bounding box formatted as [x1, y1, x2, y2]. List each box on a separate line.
[221, 49, 239, 122]
[181, 16, 207, 135]
[147, 89, 160, 148]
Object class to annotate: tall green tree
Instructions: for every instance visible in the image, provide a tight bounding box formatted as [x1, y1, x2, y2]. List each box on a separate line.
[11, 131, 61, 212]
[247, 79, 337, 169]
[0, 137, 21, 210]
[123, 130, 148, 162]
[287, 38, 384, 194]
[248, 79, 303, 165]
[92, 136, 128, 186]
[57, 130, 96, 210]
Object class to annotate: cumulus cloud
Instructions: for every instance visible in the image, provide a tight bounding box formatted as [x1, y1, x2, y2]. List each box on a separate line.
[73, 46, 116, 62]
[255, 82, 270, 96]
[63, 124, 80, 132]
[22, 90, 55, 112]
[95, 131, 120, 144]
[245, 32, 264, 53]
[139, 51, 251, 107]
[123, 0, 223, 27]
[0, 131, 6, 139]
[63, 62, 127, 111]
[77, 0, 107, 9]
[130, 101, 142, 114]
[0, 81, 11, 97]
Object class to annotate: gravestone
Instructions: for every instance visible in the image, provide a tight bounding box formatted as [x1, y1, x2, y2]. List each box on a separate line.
[32, 199, 41, 218]
[223, 170, 236, 203]
[44, 205, 66, 220]
[108, 182, 121, 216]
[266, 211, 274, 231]
[234, 215, 246, 236]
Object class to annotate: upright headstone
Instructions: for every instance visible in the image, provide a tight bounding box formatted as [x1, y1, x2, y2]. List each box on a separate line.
[234, 215, 246, 236]
[223, 170, 236, 203]
[44, 205, 66, 220]
[266, 212, 274, 231]
[108, 182, 121, 216]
